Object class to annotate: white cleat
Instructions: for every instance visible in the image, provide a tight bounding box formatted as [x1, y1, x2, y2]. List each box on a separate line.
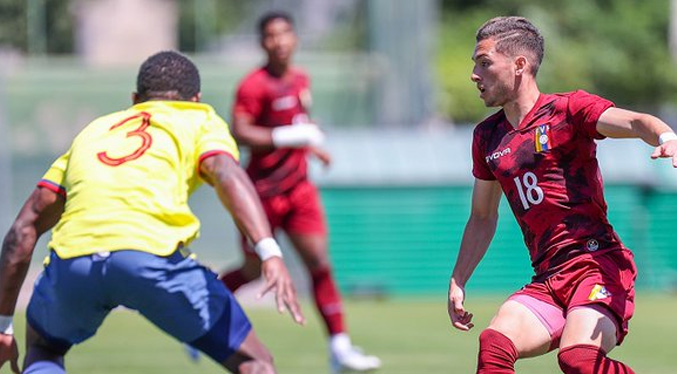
[330, 346, 381, 373]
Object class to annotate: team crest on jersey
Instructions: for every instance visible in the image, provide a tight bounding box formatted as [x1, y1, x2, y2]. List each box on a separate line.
[535, 124, 552, 152]
[586, 239, 599, 252]
[588, 284, 612, 301]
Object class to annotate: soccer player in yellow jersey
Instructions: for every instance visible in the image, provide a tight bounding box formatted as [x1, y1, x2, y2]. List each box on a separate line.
[0, 51, 304, 374]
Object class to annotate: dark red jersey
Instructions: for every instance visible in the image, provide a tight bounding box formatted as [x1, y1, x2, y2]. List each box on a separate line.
[233, 67, 312, 197]
[472, 90, 627, 280]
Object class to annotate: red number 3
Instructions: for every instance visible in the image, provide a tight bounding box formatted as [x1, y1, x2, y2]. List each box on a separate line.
[97, 112, 153, 166]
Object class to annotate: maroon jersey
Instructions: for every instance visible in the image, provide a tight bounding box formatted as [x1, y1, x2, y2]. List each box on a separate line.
[472, 90, 627, 280]
[233, 67, 312, 197]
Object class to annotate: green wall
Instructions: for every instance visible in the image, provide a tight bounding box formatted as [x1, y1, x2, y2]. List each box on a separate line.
[322, 185, 676, 296]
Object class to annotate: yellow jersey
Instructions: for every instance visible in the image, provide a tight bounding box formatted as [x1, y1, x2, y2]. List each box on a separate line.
[38, 101, 239, 258]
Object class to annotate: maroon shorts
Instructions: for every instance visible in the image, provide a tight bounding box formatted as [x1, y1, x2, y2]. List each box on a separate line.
[510, 249, 637, 346]
[241, 180, 327, 255]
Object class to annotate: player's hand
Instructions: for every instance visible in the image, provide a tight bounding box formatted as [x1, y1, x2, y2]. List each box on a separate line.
[448, 279, 474, 332]
[651, 139, 677, 168]
[0, 333, 20, 374]
[259, 257, 306, 325]
[309, 146, 332, 167]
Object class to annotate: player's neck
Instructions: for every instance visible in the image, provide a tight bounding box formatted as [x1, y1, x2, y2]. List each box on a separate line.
[265, 61, 291, 78]
[503, 83, 541, 129]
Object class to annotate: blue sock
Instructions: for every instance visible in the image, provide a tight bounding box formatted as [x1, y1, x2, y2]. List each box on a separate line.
[23, 360, 66, 374]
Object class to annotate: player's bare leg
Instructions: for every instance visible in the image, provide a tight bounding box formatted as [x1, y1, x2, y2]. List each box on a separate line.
[478, 300, 551, 373]
[22, 323, 66, 374]
[221, 330, 275, 374]
[558, 305, 634, 374]
[288, 232, 381, 373]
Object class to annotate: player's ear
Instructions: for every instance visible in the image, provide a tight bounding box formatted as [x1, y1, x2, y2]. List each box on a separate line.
[190, 93, 202, 102]
[515, 56, 528, 76]
[132, 92, 140, 104]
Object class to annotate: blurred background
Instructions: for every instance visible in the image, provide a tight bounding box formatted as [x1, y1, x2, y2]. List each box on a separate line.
[0, 1, 676, 372]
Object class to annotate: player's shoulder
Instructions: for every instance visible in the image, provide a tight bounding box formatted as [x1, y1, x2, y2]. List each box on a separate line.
[552, 89, 607, 104]
[289, 66, 310, 80]
[551, 89, 612, 113]
[236, 67, 269, 94]
[474, 109, 505, 136]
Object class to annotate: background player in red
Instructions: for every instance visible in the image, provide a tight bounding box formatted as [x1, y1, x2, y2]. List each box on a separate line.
[447, 16, 677, 374]
[219, 11, 381, 373]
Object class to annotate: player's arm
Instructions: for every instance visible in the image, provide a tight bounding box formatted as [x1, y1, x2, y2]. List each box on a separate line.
[199, 153, 305, 325]
[0, 187, 64, 373]
[597, 107, 677, 167]
[448, 178, 502, 332]
[231, 111, 324, 151]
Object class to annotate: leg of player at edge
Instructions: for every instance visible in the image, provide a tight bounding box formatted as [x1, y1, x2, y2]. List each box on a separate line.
[476, 300, 634, 374]
[220, 233, 381, 373]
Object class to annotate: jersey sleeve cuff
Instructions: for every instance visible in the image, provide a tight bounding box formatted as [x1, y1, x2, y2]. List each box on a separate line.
[37, 180, 67, 198]
[197, 150, 239, 175]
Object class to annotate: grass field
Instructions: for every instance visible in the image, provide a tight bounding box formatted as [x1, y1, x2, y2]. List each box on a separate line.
[5, 294, 676, 374]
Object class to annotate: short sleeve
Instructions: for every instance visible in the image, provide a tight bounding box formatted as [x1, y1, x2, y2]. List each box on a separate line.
[196, 112, 241, 170]
[568, 90, 615, 139]
[233, 78, 264, 120]
[38, 150, 70, 198]
[471, 127, 496, 181]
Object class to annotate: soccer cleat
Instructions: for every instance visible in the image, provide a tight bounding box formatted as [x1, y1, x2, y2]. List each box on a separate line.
[330, 346, 381, 373]
[183, 343, 201, 362]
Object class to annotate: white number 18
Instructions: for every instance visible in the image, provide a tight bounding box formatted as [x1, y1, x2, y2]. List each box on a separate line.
[513, 171, 544, 210]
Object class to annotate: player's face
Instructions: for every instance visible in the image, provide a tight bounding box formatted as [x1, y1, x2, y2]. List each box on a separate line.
[261, 18, 297, 65]
[471, 38, 517, 107]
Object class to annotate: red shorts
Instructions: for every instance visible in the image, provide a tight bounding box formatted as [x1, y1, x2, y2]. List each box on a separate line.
[510, 249, 636, 347]
[241, 180, 327, 255]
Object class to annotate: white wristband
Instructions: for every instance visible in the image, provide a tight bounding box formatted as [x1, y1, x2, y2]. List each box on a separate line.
[254, 238, 283, 261]
[271, 124, 325, 148]
[0, 315, 13, 335]
[658, 132, 677, 145]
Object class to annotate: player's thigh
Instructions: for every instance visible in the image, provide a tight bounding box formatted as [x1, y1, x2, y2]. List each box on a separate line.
[26, 252, 111, 351]
[487, 300, 552, 358]
[560, 304, 619, 353]
[287, 232, 330, 270]
[106, 250, 251, 352]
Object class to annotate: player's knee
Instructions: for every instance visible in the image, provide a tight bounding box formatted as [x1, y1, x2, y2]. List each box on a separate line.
[239, 358, 276, 374]
[477, 329, 519, 372]
[558, 345, 597, 374]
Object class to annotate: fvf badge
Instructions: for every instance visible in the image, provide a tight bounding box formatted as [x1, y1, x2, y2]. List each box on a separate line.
[535, 124, 552, 152]
[588, 284, 612, 301]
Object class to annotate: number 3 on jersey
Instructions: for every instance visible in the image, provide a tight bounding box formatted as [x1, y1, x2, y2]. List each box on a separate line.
[98, 112, 153, 166]
[514, 171, 544, 210]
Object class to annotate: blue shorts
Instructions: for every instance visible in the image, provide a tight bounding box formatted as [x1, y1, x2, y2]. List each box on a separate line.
[26, 249, 251, 362]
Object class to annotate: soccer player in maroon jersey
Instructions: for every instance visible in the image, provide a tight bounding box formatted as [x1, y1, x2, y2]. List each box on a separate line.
[447, 16, 677, 374]
[219, 11, 380, 373]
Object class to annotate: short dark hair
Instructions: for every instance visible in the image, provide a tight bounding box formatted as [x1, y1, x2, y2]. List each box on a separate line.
[258, 11, 294, 38]
[136, 51, 200, 102]
[476, 16, 545, 75]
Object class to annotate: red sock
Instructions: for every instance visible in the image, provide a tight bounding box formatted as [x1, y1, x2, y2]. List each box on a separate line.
[220, 269, 250, 292]
[311, 266, 345, 335]
[558, 345, 634, 374]
[477, 329, 518, 374]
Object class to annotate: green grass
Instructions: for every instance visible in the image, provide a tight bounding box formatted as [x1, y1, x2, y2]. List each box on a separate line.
[5, 294, 676, 373]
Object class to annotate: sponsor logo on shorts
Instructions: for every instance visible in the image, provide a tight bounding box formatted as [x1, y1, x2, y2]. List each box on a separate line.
[586, 239, 599, 252]
[588, 284, 612, 301]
